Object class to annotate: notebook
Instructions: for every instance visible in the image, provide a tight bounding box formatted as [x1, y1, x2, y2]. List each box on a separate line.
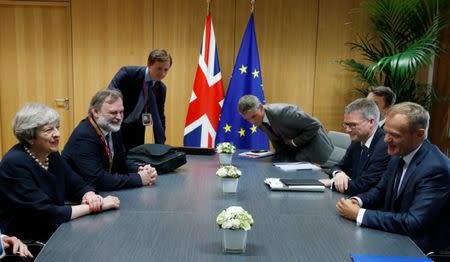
[264, 178, 325, 192]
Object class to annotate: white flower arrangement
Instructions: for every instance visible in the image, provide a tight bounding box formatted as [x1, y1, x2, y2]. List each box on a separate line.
[216, 206, 254, 231]
[216, 165, 242, 179]
[216, 142, 236, 154]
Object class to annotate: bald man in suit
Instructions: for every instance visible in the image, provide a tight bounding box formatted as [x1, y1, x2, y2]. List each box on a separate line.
[238, 95, 333, 164]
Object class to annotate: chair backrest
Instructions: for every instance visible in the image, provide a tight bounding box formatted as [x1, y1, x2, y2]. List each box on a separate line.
[323, 131, 351, 167]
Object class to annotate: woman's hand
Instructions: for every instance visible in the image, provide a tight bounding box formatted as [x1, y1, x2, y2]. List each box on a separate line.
[82, 191, 103, 213]
[2, 235, 34, 258]
[101, 196, 120, 211]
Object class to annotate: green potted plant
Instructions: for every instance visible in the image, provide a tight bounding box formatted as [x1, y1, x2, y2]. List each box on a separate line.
[216, 206, 254, 253]
[216, 165, 242, 193]
[338, 0, 450, 110]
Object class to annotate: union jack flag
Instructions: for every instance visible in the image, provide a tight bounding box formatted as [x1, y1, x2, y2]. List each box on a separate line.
[184, 13, 225, 148]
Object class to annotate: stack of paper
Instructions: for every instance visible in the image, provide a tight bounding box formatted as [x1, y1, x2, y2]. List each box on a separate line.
[273, 162, 321, 171]
[239, 150, 275, 158]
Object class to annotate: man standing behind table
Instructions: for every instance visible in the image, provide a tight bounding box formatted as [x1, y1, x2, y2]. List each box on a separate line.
[238, 95, 333, 164]
[108, 49, 172, 150]
[320, 98, 390, 195]
[62, 90, 157, 191]
[367, 86, 396, 128]
[336, 102, 450, 253]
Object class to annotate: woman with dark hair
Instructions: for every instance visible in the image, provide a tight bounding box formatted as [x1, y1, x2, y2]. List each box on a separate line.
[0, 103, 120, 242]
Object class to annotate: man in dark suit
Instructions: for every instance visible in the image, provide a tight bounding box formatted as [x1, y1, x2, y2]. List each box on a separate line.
[367, 86, 396, 128]
[108, 49, 172, 150]
[320, 98, 390, 195]
[238, 95, 333, 164]
[62, 90, 158, 191]
[336, 102, 450, 252]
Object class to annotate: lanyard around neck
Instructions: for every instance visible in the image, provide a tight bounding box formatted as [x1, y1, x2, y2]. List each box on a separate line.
[87, 115, 113, 172]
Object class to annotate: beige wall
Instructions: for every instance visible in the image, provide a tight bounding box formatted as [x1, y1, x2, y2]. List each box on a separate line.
[4, 0, 446, 156]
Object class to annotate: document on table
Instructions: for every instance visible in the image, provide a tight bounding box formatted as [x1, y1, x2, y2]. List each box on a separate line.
[239, 150, 275, 158]
[273, 162, 321, 171]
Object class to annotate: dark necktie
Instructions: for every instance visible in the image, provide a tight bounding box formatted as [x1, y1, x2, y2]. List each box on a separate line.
[356, 145, 369, 173]
[262, 122, 281, 138]
[393, 158, 406, 198]
[105, 133, 114, 158]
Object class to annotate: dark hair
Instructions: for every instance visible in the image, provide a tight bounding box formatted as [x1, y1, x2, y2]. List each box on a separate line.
[147, 49, 172, 66]
[368, 86, 396, 107]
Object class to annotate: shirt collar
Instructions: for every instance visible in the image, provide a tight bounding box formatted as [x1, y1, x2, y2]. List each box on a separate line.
[263, 114, 270, 125]
[362, 128, 377, 149]
[401, 143, 422, 168]
[378, 118, 386, 127]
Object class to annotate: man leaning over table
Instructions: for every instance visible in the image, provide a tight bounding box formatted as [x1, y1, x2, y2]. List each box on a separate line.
[238, 95, 333, 164]
[62, 89, 157, 191]
[336, 102, 450, 253]
[320, 98, 390, 195]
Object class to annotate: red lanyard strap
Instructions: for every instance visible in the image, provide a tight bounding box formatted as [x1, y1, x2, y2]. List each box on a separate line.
[87, 116, 113, 171]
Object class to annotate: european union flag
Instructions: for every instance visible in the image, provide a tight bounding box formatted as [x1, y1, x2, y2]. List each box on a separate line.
[216, 14, 269, 150]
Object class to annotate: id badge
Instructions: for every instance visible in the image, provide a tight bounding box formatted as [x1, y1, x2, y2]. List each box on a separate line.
[142, 113, 153, 126]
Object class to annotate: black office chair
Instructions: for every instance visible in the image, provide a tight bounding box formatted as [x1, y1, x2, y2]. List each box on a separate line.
[427, 247, 450, 262]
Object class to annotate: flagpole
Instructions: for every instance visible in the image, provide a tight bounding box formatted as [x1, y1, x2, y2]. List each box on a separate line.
[207, 0, 210, 14]
[250, 0, 255, 13]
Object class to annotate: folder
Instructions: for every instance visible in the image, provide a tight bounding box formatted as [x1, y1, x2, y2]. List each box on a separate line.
[264, 178, 325, 192]
[351, 254, 432, 262]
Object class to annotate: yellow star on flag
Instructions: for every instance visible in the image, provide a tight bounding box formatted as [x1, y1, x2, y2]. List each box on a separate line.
[250, 125, 257, 133]
[252, 69, 260, 78]
[238, 128, 245, 137]
[239, 65, 247, 74]
[223, 124, 232, 133]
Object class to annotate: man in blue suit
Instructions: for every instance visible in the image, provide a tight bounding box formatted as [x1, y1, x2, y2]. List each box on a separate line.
[108, 49, 172, 150]
[336, 102, 450, 252]
[320, 98, 390, 195]
[62, 90, 158, 191]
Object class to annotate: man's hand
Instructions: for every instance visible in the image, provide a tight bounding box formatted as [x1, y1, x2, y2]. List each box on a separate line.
[283, 138, 296, 146]
[138, 164, 158, 186]
[336, 198, 360, 221]
[319, 178, 332, 188]
[334, 171, 350, 193]
[2, 236, 33, 258]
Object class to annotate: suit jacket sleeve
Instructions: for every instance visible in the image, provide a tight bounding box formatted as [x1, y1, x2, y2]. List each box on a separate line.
[0, 158, 72, 228]
[361, 167, 450, 236]
[345, 141, 389, 195]
[108, 66, 128, 91]
[286, 108, 321, 147]
[59, 154, 96, 203]
[63, 133, 142, 191]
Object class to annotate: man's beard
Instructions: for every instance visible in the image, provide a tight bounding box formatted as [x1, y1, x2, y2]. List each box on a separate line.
[97, 113, 122, 132]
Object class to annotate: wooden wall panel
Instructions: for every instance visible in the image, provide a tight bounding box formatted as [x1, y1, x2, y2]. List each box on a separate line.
[0, 2, 72, 155]
[153, 0, 235, 145]
[314, 0, 371, 131]
[236, 0, 319, 115]
[430, 26, 450, 155]
[71, 0, 153, 123]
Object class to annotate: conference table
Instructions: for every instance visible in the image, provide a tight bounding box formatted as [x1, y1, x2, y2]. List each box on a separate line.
[36, 153, 425, 261]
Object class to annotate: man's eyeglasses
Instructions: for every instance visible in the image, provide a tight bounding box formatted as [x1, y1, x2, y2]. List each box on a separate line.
[342, 119, 369, 129]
